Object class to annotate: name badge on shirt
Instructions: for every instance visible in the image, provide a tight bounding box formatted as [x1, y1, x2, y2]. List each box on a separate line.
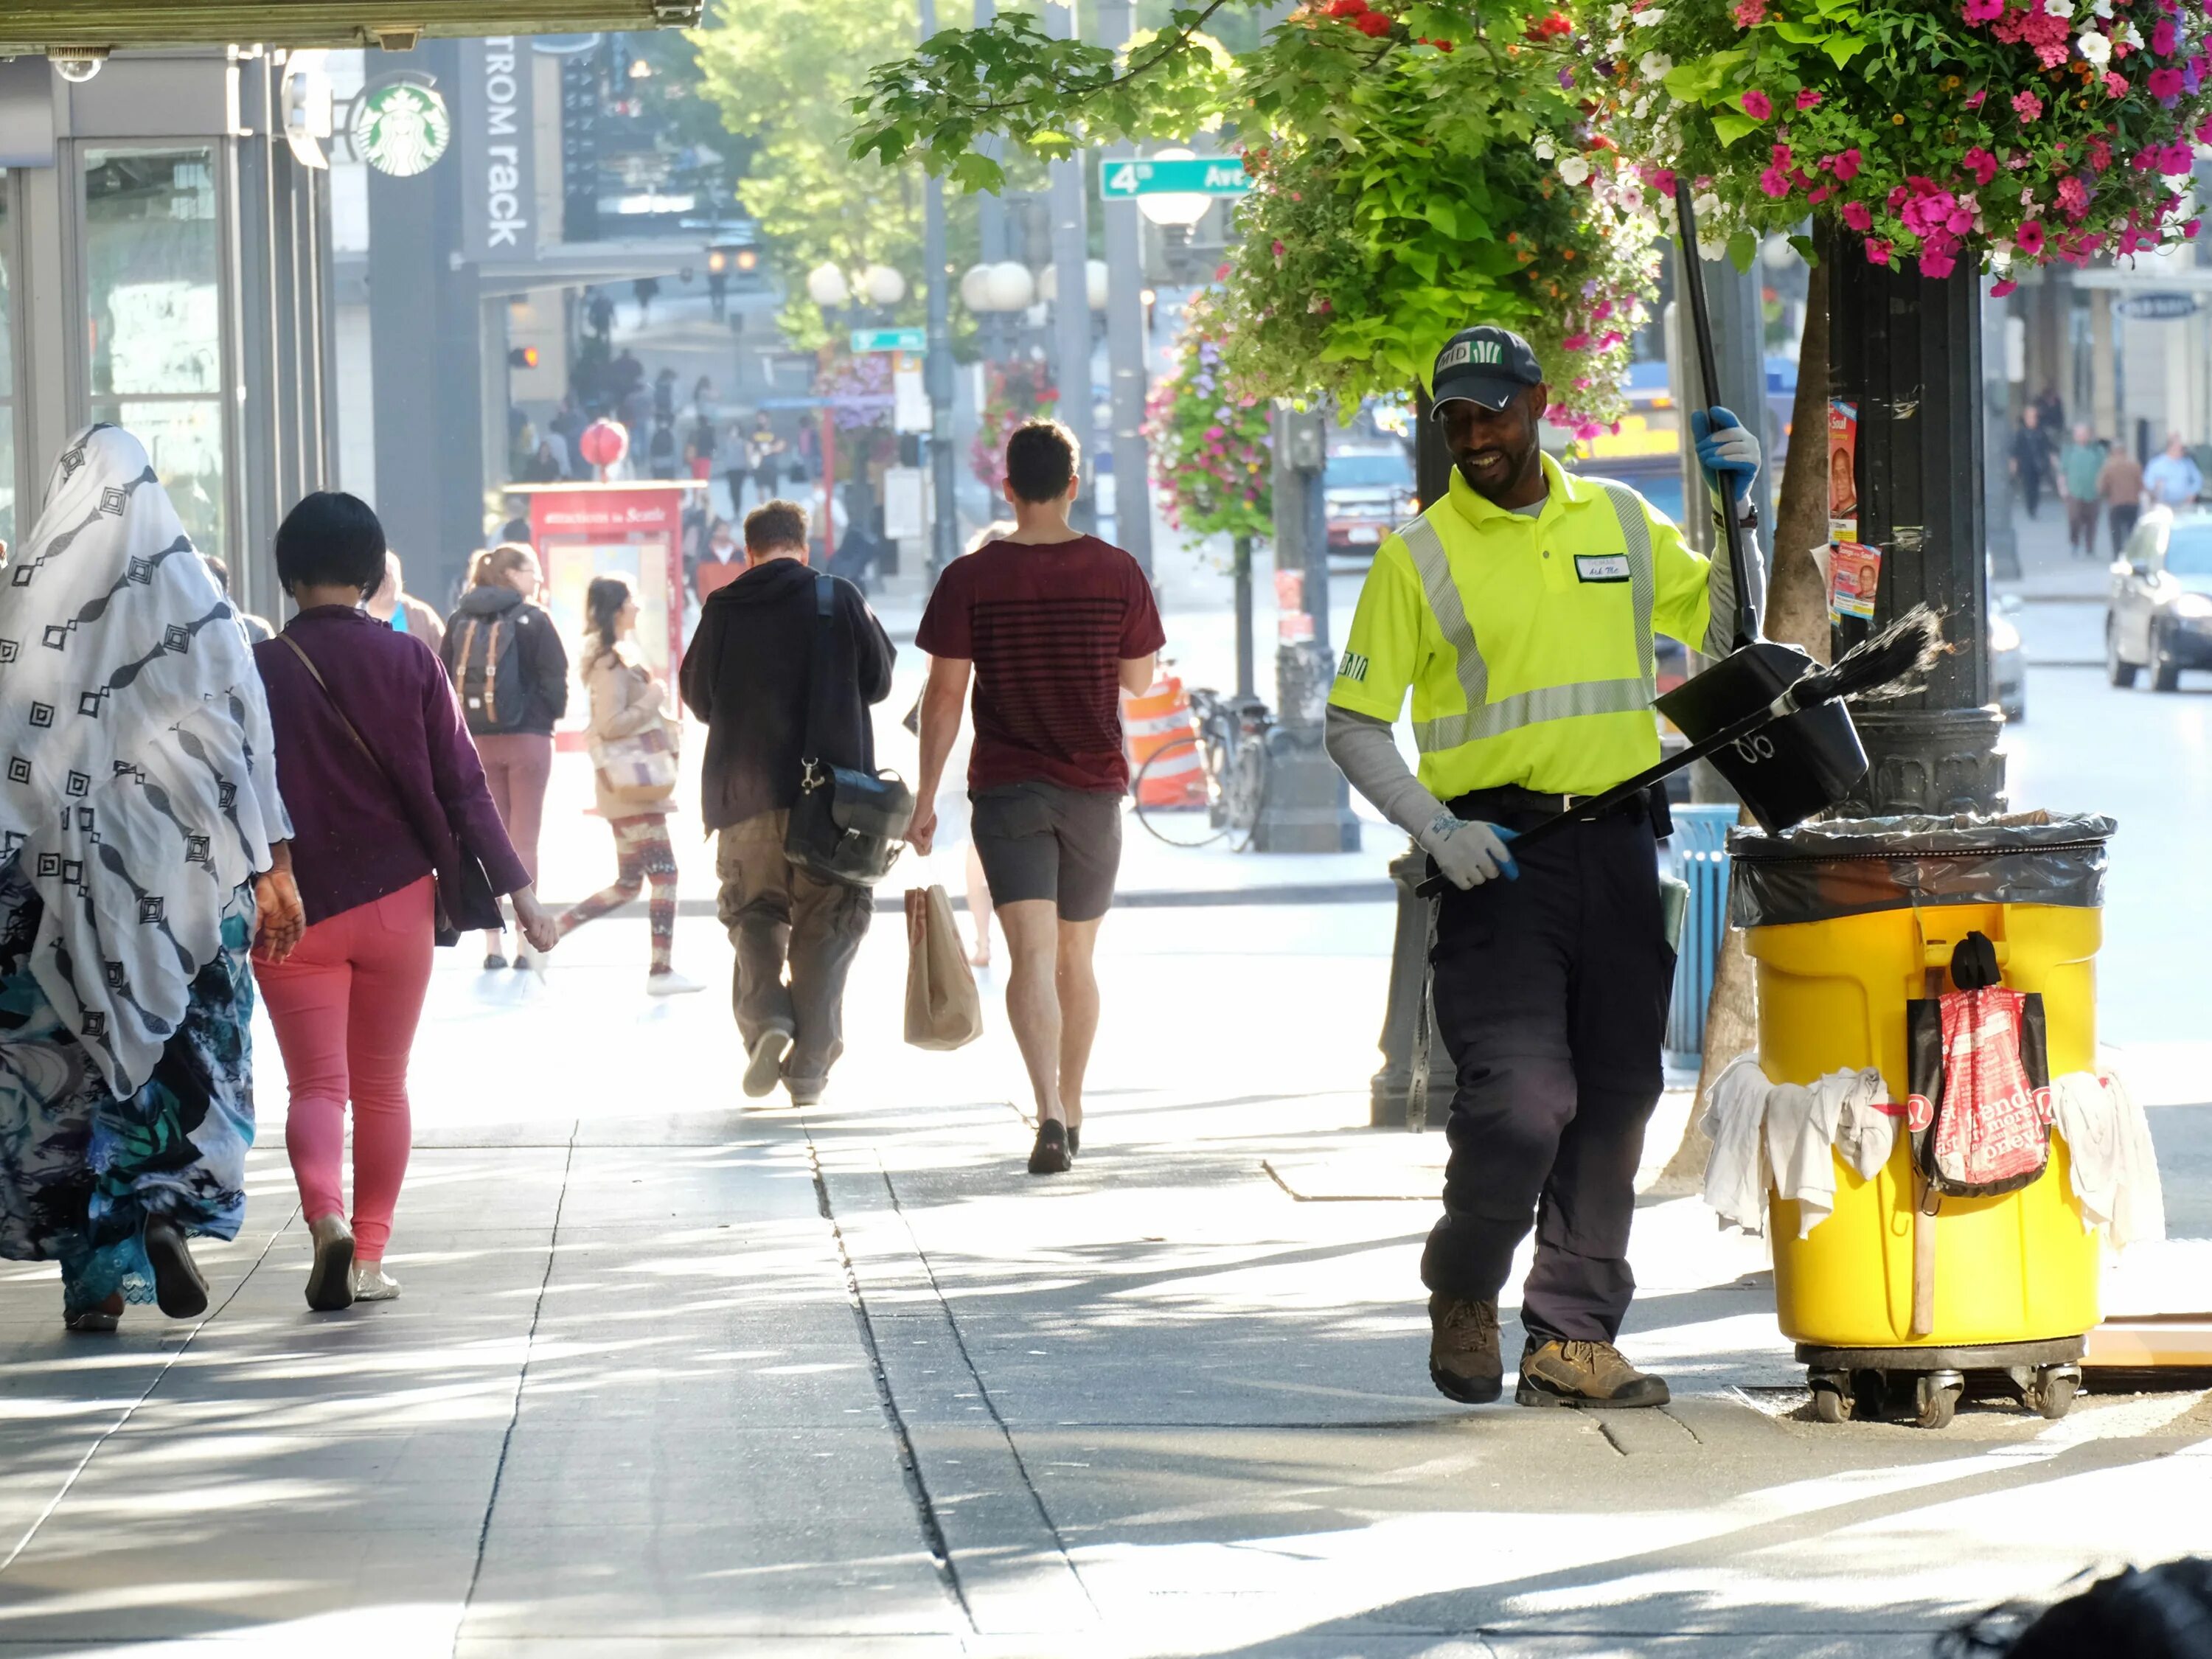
[1574, 554, 1631, 584]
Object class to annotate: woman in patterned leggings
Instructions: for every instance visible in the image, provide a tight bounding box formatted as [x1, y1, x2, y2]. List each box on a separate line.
[557, 576, 701, 997]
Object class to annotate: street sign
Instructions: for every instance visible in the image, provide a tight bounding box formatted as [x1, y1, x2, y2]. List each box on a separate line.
[2119, 292, 2201, 320]
[851, 327, 927, 354]
[1097, 156, 1251, 199]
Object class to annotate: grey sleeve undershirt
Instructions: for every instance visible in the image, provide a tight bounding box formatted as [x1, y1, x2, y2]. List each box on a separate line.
[1324, 706, 1447, 840]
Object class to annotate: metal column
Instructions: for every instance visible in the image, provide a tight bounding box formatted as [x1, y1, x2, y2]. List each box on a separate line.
[1043, 0, 1095, 531]
[919, 0, 959, 575]
[1093, 0, 1151, 574]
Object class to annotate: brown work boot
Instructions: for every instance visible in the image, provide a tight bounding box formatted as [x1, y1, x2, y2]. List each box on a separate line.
[1516, 1338, 1671, 1409]
[1427, 1294, 1503, 1404]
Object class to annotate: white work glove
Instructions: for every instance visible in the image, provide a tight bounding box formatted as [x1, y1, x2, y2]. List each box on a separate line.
[1418, 811, 1520, 889]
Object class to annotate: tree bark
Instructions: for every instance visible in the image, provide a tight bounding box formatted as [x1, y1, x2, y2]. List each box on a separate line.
[1653, 228, 1832, 1196]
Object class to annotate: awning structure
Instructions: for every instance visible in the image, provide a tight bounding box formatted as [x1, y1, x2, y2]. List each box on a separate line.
[0, 2, 699, 55]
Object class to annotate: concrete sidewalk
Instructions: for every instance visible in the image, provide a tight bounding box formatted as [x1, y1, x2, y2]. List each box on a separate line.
[2, 903, 2209, 1656]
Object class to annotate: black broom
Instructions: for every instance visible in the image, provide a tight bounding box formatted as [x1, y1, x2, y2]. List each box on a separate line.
[1415, 606, 1947, 894]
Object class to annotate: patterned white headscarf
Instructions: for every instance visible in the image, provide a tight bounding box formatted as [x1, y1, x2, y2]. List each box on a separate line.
[0, 425, 291, 1095]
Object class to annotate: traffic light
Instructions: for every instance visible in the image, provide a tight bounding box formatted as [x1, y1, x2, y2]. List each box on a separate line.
[508, 345, 540, 370]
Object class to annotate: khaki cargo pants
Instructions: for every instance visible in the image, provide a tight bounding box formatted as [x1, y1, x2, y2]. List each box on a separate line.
[714, 811, 874, 1089]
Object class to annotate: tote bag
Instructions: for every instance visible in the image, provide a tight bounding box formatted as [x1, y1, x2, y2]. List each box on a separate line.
[903, 884, 983, 1051]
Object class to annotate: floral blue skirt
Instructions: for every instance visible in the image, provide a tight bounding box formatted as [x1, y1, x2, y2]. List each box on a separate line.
[0, 859, 257, 1316]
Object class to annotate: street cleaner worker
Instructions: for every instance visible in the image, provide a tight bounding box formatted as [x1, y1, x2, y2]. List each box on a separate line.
[1324, 324, 1761, 1410]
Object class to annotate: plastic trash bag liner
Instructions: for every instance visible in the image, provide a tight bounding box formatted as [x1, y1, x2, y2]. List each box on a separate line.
[1726, 810, 2114, 929]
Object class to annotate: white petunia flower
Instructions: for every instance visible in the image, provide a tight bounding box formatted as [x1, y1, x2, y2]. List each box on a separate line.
[1694, 190, 1722, 219]
[1697, 234, 1728, 261]
[1609, 2, 1629, 24]
[2042, 0, 2070, 18]
[1641, 49, 1672, 78]
[1533, 133, 1557, 159]
[2092, 0, 2112, 17]
[1637, 7, 1666, 25]
[1632, 91, 1655, 119]
[1989, 244, 2013, 272]
[1558, 154, 1592, 185]
[2078, 29, 2111, 65]
[2118, 19, 2143, 48]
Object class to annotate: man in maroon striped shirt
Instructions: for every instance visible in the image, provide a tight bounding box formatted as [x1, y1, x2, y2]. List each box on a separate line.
[911, 420, 1165, 1175]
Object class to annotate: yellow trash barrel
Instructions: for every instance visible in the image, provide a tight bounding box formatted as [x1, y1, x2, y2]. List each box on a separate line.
[1728, 814, 2115, 1356]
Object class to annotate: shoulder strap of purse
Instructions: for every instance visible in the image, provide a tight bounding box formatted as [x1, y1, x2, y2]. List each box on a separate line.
[280, 631, 403, 799]
[799, 570, 835, 775]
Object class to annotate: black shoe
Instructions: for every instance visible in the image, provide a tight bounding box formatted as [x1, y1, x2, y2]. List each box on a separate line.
[1427, 1293, 1503, 1404]
[1027, 1119, 1071, 1175]
[143, 1218, 209, 1319]
[1067, 1124, 1081, 1158]
[1515, 1338, 1671, 1409]
[483, 953, 507, 971]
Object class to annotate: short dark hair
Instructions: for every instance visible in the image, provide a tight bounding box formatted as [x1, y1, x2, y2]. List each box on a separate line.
[743, 499, 808, 554]
[1005, 419, 1078, 504]
[201, 553, 232, 594]
[274, 490, 386, 597]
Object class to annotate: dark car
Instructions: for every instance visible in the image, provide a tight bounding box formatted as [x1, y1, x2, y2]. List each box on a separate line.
[1324, 446, 1416, 567]
[2106, 508, 2212, 692]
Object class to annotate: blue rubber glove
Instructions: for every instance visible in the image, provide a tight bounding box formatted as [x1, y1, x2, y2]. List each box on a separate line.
[1419, 814, 1520, 888]
[1691, 406, 1761, 505]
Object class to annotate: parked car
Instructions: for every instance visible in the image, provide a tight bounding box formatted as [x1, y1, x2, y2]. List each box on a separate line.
[1991, 594, 2025, 722]
[2106, 507, 2212, 692]
[1324, 445, 1416, 567]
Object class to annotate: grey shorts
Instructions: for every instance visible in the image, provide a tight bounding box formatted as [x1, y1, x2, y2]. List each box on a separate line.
[969, 782, 1124, 923]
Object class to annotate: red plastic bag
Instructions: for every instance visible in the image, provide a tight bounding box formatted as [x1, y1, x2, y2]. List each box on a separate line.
[1906, 981, 2052, 1198]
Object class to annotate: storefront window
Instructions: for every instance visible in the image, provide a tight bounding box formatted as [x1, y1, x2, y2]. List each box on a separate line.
[85, 148, 224, 557]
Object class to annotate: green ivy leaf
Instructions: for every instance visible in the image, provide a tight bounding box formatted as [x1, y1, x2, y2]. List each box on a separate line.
[1823, 31, 1872, 67]
[1727, 231, 1757, 273]
[1711, 109, 1760, 147]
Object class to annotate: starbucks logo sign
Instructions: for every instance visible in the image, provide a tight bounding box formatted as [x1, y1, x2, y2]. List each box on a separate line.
[352, 82, 451, 178]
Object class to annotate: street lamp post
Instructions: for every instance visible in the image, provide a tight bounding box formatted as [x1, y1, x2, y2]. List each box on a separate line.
[1094, 0, 1153, 577]
[1043, 0, 1096, 532]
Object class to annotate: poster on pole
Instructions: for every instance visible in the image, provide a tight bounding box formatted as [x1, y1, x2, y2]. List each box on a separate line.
[1827, 398, 1859, 543]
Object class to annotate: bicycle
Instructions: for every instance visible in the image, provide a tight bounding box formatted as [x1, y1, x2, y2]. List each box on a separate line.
[1130, 687, 1273, 850]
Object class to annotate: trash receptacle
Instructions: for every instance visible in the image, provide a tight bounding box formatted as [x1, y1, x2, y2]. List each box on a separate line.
[1728, 812, 2116, 1427]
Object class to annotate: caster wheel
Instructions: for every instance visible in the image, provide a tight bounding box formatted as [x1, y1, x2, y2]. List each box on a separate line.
[1811, 1382, 1849, 1424]
[1914, 1371, 1964, 1430]
[2031, 1366, 2081, 1421]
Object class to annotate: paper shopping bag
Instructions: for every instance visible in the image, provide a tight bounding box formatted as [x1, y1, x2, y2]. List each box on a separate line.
[904, 884, 983, 1051]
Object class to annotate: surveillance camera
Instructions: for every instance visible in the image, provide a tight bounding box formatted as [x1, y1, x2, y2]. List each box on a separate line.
[50, 49, 108, 83]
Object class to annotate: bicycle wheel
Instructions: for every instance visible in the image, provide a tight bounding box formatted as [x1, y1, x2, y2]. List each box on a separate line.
[1131, 732, 1226, 847]
[1220, 736, 1267, 853]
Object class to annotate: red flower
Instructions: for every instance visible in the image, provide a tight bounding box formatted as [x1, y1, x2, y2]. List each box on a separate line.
[1741, 88, 1774, 119]
[1841, 200, 1874, 231]
[1349, 9, 1391, 34]
[1865, 237, 1893, 265]
[1795, 88, 1823, 110]
[1991, 278, 2018, 296]
[1320, 0, 1367, 15]
[2015, 218, 2047, 256]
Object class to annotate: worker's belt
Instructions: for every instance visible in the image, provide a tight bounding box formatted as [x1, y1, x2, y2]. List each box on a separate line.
[1448, 783, 1673, 840]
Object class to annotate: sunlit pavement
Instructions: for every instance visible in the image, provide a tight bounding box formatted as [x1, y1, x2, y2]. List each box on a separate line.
[1, 869, 2209, 1658]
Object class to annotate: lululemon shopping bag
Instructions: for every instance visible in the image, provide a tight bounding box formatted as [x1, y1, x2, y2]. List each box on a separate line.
[904, 885, 983, 1051]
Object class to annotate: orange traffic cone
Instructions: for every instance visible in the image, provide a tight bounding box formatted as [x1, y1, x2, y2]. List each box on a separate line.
[1122, 675, 1207, 807]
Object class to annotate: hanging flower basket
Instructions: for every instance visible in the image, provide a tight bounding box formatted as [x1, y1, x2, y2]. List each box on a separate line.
[1213, 2, 1660, 437]
[1145, 290, 1275, 543]
[1593, 0, 2212, 285]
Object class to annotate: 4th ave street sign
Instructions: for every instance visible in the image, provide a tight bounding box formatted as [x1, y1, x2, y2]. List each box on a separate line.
[851, 327, 927, 354]
[1097, 156, 1251, 199]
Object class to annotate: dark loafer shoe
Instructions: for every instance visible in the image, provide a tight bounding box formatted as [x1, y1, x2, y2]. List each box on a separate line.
[1516, 1338, 1671, 1409]
[144, 1218, 209, 1319]
[1027, 1119, 1071, 1175]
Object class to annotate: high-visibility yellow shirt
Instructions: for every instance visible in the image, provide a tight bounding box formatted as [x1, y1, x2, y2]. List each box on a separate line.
[1327, 451, 1737, 799]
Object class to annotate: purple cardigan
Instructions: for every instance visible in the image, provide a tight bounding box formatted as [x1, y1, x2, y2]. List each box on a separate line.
[256, 607, 532, 926]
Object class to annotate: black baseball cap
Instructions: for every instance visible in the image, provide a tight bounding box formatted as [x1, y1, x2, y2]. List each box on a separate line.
[1430, 325, 1545, 411]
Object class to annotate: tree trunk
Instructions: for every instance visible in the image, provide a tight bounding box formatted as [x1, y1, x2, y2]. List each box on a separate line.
[1653, 228, 1832, 1196]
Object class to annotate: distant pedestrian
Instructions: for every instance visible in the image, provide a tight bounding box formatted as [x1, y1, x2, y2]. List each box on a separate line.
[679, 501, 896, 1107]
[440, 543, 569, 970]
[695, 517, 744, 605]
[0, 425, 299, 1332]
[909, 420, 1165, 1174]
[2010, 407, 2050, 518]
[653, 366, 679, 425]
[366, 550, 445, 658]
[2100, 442, 2146, 554]
[2144, 432, 2202, 509]
[2059, 424, 2106, 560]
[686, 413, 717, 481]
[633, 276, 660, 326]
[255, 491, 554, 1311]
[751, 420, 785, 506]
[707, 264, 728, 319]
[648, 417, 679, 481]
[554, 575, 700, 998]
[586, 288, 615, 342]
[201, 552, 274, 643]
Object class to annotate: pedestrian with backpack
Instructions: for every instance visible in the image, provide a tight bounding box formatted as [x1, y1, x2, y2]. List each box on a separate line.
[441, 543, 569, 970]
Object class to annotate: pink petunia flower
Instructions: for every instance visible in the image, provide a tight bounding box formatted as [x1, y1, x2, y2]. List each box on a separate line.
[1741, 88, 1774, 119]
[1841, 199, 1874, 231]
[1808, 184, 1832, 204]
[2016, 218, 2047, 256]
[1961, 146, 1999, 186]
[1562, 332, 1590, 350]
[1830, 147, 1863, 182]
[1991, 278, 2018, 296]
[1759, 165, 1793, 197]
[2012, 90, 2044, 121]
[1865, 237, 1893, 265]
[1919, 246, 1957, 278]
[1966, 88, 1988, 108]
[2154, 18, 2178, 54]
[2106, 71, 2130, 95]
[1732, 0, 1767, 23]
[1796, 88, 1823, 110]
[1964, 0, 2003, 19]
[2150, 66, 2185, 97]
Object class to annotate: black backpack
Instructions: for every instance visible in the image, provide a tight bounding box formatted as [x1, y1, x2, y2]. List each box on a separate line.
[452, 611, 530, 735]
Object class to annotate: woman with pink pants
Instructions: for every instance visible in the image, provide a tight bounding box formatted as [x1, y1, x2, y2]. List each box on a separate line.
[253, 493, 559, 1311]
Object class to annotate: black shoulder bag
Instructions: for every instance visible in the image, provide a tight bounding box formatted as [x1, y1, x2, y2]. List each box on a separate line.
[783, 572, 914, 887]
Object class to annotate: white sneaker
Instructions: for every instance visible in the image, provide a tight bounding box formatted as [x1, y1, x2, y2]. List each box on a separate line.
[647, 970, 703, 998]
[742, 1028, 793, 1098]
[352, 1262, 402, 1302]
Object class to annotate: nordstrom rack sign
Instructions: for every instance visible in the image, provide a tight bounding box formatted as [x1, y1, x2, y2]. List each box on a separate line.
[460, 36, 535, 262]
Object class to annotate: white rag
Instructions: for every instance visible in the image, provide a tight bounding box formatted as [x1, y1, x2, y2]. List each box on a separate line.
[1700, 1055, 1896, 1238]
[2051, 1068, 2166, 1249]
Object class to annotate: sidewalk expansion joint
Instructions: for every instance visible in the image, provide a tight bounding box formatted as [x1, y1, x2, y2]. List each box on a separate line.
[457, 1113, 580, 1653]
[804, 1136, 978, 1633]
[0, 1208, 294, 1576]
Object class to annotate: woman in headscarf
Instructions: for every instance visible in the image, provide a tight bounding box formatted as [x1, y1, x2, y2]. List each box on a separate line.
[0, 425, 302, 1331]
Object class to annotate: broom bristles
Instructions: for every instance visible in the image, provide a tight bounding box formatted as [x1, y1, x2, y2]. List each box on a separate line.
[1790, 605, 1949, 709]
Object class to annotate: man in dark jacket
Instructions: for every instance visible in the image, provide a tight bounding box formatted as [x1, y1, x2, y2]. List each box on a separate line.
[680, 499, 895, 1105]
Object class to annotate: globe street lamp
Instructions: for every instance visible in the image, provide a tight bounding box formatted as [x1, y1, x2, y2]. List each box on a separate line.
[860, 263, 907, 307]
[805, 262, 850, 308]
